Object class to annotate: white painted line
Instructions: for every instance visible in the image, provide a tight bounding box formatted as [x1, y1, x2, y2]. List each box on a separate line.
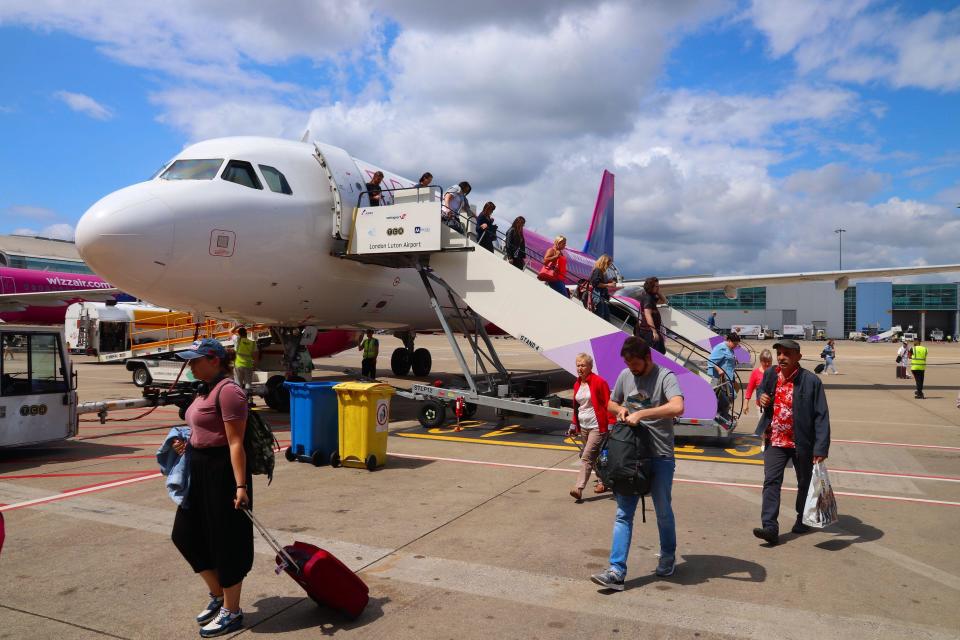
[832, 418, 958, 429]
[388, 453, 960, 507]
[834, 438, 960, 451]
[0, 472, 161, 512]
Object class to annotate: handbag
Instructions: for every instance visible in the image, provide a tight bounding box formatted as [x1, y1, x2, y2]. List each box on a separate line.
[537, 264, 559, 281]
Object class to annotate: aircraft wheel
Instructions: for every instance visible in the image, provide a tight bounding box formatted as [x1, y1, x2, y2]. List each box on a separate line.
[418, 400, 446, 428]
[132, 366, 152, 387]
[265, 375, 302, 413]
[411, 348, 432, 376]
[391, 348, 412, 376]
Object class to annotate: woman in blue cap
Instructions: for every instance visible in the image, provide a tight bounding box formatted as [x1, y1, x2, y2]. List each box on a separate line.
[170, 338, 252, 637]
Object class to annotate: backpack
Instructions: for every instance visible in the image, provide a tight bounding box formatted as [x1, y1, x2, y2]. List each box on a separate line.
[600, 421, 656, 522]
[215, 381, 279, 485]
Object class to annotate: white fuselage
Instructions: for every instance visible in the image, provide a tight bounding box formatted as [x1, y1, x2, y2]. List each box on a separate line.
[76, 137, 439, 330]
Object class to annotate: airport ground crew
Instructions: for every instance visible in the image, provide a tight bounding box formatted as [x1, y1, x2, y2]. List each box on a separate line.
[231, 326, 258, 405]
[910, 339, 928, 399]
[359, 330, 379, 379]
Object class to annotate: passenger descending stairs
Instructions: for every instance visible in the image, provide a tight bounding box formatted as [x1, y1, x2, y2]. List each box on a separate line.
[429, 226, 719, 420]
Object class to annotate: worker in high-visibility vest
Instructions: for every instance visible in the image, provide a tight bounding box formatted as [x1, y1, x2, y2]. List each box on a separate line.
[231, 326, 259, 405]
[359, 329, 379, 379]
[910, 338, 928, 399]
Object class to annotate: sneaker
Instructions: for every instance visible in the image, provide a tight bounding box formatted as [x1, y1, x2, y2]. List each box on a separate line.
[590, 569, 624, 591]
[655, 554, 676, 577]
[199, 607, 243, 637]
[753, 527, 779, 545]
[196, 594, 224, 626]
[791, 521, 812, 535]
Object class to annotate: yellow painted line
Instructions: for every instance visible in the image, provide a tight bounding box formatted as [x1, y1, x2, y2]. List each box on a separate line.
[481, 424, 522, 438]
[396, 432, 576, 451]
[394, 432, 765, 465]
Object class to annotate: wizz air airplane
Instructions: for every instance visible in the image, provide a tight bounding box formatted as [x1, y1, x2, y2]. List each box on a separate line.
[75, 136, 960, 419]
[0, 266, 119, 324]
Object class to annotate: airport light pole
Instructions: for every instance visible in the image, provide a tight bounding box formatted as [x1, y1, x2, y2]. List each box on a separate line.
[834, 228, 846, 270]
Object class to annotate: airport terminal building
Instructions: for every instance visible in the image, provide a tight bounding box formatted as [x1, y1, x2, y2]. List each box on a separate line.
[669, 281, 960, 340]
[0, 234, 91, 274]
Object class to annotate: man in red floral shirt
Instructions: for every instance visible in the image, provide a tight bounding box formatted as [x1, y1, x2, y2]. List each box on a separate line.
[753, 339, 831, 545]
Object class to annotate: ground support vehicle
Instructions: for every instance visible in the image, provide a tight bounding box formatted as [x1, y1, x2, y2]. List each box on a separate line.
[0, 325, 78, 448]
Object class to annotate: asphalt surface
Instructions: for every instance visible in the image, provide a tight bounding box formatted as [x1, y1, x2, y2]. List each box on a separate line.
[1, 336, 958, 639]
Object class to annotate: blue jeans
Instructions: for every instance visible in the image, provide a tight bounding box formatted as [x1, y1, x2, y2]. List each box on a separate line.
[547, 280, 569, 297]
[593, 296, 610, 321]
[608, 457, 676, 578]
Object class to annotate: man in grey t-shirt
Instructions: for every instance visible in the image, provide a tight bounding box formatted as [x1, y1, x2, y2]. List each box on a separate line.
[591, 337, 684, 591]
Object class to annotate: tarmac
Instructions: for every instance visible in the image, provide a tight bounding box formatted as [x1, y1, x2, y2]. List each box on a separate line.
[1, 335, 958, 639]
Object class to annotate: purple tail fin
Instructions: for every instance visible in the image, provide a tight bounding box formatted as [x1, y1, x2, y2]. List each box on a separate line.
[582, 170, 615, 259]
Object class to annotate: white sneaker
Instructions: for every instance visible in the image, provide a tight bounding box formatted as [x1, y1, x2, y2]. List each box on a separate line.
[199, 607, 243, 637]
[196, 594, 223, 625]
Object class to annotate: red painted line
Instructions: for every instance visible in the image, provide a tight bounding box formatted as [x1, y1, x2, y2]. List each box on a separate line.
[0, 454, 159, 464]
[0, 473, 163, 512]
[64, 473, 159, 493]
[834, 438, 960, 452]
[387, 453, 960, 507]
[0, 471, 151, 480]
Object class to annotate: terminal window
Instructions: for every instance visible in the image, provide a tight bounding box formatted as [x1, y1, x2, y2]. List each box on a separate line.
[892, 284, 958, 310]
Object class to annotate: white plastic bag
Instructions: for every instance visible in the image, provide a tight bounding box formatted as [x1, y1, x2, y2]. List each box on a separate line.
[802, 462, 839, 528]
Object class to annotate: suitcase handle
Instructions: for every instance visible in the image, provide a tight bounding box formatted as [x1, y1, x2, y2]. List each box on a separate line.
[243, 508, 300, 573]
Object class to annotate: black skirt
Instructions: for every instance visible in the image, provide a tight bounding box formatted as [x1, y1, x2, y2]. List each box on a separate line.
[171, 446, 253, 589]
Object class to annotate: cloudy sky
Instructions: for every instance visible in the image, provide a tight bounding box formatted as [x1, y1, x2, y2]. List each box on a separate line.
[0, 0, 957, 278]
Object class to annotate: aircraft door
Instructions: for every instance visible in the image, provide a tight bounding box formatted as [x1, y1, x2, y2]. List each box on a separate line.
[0, 276, 14, 294]
[313, 142, 365, 240]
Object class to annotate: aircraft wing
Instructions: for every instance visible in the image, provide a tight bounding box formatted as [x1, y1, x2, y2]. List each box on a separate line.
[0, 288, 120, 311]
[620, 264, 960, 298]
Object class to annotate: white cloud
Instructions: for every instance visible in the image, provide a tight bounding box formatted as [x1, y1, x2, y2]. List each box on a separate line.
[54, 90, 113, 120]
[749, 1, 960, 91]
[783, 163, 888, 202]
[2, 0, 955, 282]
[10, 223, 76, 240]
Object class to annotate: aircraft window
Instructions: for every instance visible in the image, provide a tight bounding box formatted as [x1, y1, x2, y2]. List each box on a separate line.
[222, 160, 263, 190]
[160, 159, 224, 181]
[258, 165, 292, 195]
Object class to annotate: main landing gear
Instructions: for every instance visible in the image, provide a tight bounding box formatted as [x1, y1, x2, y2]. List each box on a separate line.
[390, 331, 432, 377]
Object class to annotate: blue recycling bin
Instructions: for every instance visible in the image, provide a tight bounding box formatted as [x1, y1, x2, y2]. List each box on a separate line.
[284, 381, 340, 466]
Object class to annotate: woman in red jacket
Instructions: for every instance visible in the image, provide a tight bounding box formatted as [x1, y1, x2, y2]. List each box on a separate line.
[569, 353, 612, 500]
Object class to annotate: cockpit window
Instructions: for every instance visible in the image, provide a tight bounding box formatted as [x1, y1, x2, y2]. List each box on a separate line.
[259, 165, 292, 195]
[160, 159, 223, 180]
[221, 160, 262, 190]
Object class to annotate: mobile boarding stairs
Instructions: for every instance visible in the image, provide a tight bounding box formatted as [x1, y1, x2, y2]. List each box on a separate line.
[337, 188, 743, 438]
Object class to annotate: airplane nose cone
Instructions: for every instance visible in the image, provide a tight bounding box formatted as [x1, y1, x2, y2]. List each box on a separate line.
[76, 183, 174, 292]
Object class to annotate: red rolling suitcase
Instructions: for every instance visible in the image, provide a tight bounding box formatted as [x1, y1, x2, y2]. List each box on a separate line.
[245, 509, 369, 619]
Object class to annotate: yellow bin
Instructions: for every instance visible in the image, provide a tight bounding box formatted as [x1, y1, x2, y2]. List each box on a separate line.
[333, 382, 394, 470]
